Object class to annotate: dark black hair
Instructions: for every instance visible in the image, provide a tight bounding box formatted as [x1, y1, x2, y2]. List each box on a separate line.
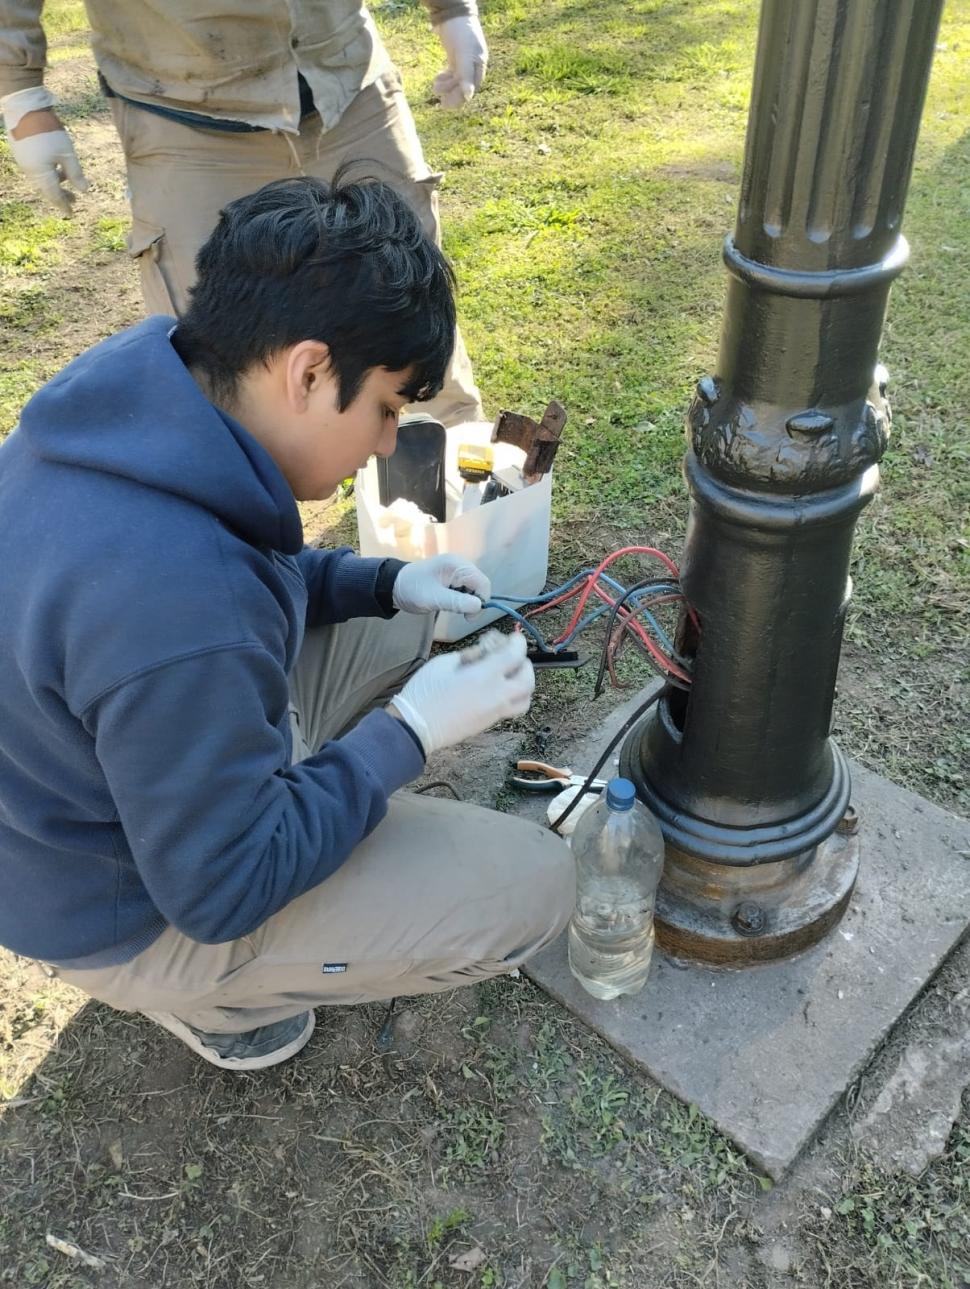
[173, 174, 456, 410]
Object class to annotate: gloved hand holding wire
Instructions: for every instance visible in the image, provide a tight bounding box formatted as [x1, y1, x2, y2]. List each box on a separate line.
[392, 553, 491, 619]
[434, 15, 488, 108]
[389, 630, 534, 757]
[1, 87, 89, 216]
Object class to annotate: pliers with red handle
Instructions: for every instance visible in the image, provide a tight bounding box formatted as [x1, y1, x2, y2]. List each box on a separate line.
[511, 760, 607, 792]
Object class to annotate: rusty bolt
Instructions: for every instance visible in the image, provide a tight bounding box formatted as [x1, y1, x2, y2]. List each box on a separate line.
[836, 805, 860, 836]
[732, 901, 767, 937]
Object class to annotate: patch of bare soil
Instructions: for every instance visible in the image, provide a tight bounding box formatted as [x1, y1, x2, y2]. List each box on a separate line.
[4, 60, 143, 374]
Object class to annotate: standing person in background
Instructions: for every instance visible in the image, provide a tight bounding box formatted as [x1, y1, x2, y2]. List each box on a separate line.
[0, 0, 486, 427]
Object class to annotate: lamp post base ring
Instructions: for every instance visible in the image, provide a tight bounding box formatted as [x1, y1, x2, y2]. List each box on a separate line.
[655, 830, 860, 966]
[620, 727, 852, 866]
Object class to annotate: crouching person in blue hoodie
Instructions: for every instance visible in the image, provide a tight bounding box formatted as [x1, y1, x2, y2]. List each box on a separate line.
[0, 176, 575, 1071]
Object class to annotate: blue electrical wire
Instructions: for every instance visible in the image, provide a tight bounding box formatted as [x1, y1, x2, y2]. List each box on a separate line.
[484, 577, 687, 663]
[487, 568, 630, 605]
[482, 601, 549, 647]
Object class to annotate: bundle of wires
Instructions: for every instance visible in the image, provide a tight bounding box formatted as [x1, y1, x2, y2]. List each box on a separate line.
[485, 545, 697, 695]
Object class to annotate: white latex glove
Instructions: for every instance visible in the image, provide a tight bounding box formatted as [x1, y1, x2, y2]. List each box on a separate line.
[433, 16, 488, 108]
[391, 629, 534, 756]
[392, 553, 491, 619]
[1, 86, 89, 215]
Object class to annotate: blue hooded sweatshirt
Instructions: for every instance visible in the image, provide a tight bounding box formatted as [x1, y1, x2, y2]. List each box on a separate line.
[0, 317, 424, 968]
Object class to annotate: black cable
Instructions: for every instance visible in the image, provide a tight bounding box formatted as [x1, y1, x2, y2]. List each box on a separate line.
[547, 687, 665, 835]
[592, 577, 673, 699]
[413, 780, 462, 800]
[376, 996, 397, 1052]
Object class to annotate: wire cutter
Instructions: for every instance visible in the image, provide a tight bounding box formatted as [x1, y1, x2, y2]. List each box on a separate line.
[511, 760, 608, 793]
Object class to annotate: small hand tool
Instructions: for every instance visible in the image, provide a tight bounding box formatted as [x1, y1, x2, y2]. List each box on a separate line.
[511, 760, 607, 792]
[457, 443, 494, 483]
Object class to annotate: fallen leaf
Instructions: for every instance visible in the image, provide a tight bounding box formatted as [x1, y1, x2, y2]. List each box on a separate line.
[449, 1245, 486, 1272]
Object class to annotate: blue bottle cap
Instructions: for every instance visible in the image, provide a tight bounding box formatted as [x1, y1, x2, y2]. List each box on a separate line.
[606, 777, 636, 811]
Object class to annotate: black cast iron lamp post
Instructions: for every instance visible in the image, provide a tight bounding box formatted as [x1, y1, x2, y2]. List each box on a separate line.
[620, 0, 945, 963]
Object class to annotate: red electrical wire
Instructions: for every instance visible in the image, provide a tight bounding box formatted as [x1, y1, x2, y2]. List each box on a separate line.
[521, 546, 696, 686]
[573, 578, 692, 684]
[588, 584, 680, 669]
[524, 579, 587, 618]
[555, 545, 689, 642]
[608, 593, 690, 685]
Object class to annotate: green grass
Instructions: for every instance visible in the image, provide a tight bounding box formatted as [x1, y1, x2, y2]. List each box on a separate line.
[41, 0, 88, 39]
[91, 215, 127, 254]
[0, 360, 51, 431]
[0, 202, 67, 272]
[805, 1101, 970, 1288]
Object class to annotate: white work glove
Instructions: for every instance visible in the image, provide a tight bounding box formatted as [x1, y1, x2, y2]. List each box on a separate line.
[391, 630, 535, 757]
[392, 553, 491, 619]
[1, 86, 89, 215]
[433, 16, 488, 108]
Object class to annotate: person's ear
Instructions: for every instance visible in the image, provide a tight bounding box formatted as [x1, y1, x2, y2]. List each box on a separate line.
[283, 341, 332, 412]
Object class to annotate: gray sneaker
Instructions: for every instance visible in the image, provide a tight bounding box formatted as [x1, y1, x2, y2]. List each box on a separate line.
[143, 1009, 315, 1070]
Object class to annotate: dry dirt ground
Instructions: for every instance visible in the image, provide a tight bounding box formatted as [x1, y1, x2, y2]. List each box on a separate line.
[2, 14, 969, 1289]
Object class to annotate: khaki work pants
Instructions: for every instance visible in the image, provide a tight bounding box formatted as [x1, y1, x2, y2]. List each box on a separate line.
[108, 70, 484, 429]
[57, 611, 575, 1033]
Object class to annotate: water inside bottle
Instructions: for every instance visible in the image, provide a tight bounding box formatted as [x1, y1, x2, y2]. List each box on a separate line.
[567, 874, 655, 1000]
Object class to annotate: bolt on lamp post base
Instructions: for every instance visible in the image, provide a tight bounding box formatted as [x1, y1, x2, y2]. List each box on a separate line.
[650, 831, 860, 965]
[619, 717, 860, 964]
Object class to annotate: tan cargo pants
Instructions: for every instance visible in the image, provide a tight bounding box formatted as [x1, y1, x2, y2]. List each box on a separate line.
[107, 69, 484, 429]
[56, 611, 575, 1033]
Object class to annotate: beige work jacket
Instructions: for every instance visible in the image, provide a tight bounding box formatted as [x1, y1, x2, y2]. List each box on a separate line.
[0, 0, 476, 131]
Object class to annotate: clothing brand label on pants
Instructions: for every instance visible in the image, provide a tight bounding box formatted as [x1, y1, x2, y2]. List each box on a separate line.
[321, 962, 347, 974]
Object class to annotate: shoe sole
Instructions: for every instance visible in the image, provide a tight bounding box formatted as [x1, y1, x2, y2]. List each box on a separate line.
[143, 1009, 316, 1071]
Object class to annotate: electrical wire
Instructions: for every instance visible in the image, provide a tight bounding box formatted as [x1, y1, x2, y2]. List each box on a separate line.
[617, 595, 692, 677]
[486, 548, 696, 690]
[489, 578, 679, 652]
[413, 780, 462, 800]
[487, 587, 690, 684]
[553, 546, 690, 643]
[592, 580, 685, 698]
[547, 687, 664, 834]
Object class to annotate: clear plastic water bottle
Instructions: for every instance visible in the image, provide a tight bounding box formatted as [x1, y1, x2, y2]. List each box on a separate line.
[567, 777, 665, 1000]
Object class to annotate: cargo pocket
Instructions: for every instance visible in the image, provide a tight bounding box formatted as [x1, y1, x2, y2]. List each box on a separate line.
[126, 218, 183, 317]
[409, 171, 445, 243]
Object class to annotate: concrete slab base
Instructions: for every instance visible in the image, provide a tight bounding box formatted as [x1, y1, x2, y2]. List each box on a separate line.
[520, 696, 970, 1179]
[853, 987, 970, 1176]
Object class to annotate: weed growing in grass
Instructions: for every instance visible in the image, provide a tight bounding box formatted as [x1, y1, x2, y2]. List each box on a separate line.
[3, 996, 48, 1046]
[426, 1207, 471, 1248]
[0, 282, 59, 331]
[816, 1110, 970, 1289]
[0, 202, 67, 272]
[440, 1103, 506, 1176]
[658, 1100, 753, 1193]
[92, 216, 127, 254]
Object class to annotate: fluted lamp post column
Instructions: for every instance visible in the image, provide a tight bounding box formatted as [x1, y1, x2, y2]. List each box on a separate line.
[620, 0, 945, 963]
